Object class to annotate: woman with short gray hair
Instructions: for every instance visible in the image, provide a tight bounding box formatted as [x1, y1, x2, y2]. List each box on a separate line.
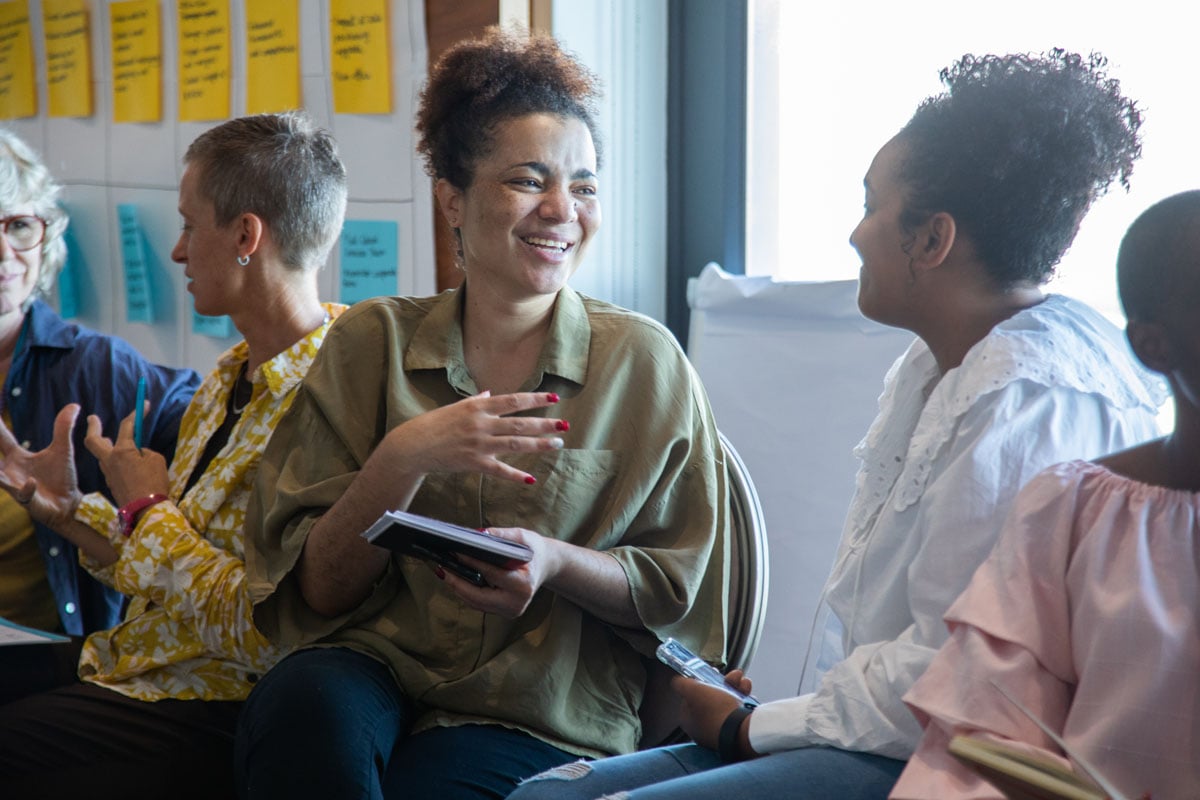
[0, 112, 348, 800]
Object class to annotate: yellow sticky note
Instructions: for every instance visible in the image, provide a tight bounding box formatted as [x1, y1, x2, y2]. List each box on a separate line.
[43, 0, 93, 118]
[177, 0, 230, 121]
[245, 0, 299, 114]
[0, 0, 37, 119]
[330, 0, 391, 115]
[110, 0, 161, 123]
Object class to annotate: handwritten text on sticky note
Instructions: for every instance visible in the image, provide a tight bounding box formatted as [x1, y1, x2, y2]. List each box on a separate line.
[339, 219, 398, 303]
[117, 204, 155, 323]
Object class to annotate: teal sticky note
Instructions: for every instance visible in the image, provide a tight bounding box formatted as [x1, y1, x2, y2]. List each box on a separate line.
[339, 220, 399, 304]
[58, 223, 82, 319]
[117, 204, 154, 323]
[192, 299, 234, 338]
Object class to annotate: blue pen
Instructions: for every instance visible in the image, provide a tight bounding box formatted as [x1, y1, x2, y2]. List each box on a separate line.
[133, 375, 146, 451]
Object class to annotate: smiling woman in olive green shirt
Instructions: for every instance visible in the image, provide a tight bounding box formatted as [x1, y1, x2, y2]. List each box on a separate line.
[235, 28, 730, 800]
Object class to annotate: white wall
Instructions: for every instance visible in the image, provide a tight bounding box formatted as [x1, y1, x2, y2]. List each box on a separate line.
[15, 0, 434, 373]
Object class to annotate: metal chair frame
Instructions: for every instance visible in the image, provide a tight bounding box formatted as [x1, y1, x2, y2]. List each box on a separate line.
[637, 431, 770, 748]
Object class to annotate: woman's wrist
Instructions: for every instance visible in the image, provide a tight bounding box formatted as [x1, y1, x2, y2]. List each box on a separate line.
[718, 706, 755, 763]
[117, 493, 169, 536]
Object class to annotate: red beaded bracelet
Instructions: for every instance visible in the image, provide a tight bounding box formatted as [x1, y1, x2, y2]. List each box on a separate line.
[117, 494, 168, 536]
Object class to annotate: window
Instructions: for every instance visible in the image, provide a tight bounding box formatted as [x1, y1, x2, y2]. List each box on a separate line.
[747, 0, 1200, 322]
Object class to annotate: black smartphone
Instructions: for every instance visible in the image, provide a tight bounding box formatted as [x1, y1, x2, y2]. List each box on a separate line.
[409, 543, 486, 587]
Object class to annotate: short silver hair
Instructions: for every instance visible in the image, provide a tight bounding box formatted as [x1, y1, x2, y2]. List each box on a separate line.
[183, 112, 347, 270]
[0, 129, 69, 303]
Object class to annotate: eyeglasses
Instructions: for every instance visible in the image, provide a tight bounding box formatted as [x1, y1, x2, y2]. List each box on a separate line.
[0, 215, 47, 252]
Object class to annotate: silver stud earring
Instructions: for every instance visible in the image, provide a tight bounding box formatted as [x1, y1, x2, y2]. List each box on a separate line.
[237, 254, 250, 267]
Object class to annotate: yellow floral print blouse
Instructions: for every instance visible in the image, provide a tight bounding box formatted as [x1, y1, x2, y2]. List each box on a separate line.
[74, 303, 345, 702]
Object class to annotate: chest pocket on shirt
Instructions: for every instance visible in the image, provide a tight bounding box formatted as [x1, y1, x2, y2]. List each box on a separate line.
[482, 448, 621, 544]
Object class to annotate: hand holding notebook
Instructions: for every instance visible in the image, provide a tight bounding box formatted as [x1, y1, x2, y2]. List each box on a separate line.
[362, 509, 533, 587]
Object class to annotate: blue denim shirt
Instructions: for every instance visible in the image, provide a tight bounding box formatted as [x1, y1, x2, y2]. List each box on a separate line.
[5, 300, 201, 636]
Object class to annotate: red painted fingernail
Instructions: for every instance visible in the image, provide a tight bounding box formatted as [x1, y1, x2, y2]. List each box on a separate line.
[435, 566, 445, 580]
[555, 420, 570, 432]
[524, 475, 537, 485]
[547, 393, 560, 403]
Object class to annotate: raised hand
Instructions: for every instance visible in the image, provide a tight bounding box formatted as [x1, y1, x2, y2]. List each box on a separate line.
[84, 402, 170, 507]
[381, 391, 569, 485]
[298, 391, 574, 619]
[0, 404, 85, 531]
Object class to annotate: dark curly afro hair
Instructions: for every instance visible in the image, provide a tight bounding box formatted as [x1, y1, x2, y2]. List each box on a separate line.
[896, 49, 1142, 289]
[416, 27, 602, 189]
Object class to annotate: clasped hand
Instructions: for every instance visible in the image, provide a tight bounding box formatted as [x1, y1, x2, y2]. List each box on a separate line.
[672, 669, 756, 756]
[386, 390, 569, 618]
[437, 526, 557, 618]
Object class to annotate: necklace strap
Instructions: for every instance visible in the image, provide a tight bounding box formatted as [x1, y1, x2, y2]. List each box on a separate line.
[229, 363, 253, 415]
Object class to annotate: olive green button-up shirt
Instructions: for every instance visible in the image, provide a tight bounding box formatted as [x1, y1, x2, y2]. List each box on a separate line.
[246, 285, 729, 757]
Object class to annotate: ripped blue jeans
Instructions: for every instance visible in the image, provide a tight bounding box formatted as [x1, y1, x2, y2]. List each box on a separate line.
[508, 743, 905, 800]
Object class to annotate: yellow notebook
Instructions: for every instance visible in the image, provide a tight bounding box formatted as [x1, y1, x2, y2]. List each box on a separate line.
[947, 682, 1139, 800]
[948, 735, 1108, 800]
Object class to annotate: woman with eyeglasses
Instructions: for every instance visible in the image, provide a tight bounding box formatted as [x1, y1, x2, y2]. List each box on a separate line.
[0, 113, 347, 799]
[0, 130, 198, 702]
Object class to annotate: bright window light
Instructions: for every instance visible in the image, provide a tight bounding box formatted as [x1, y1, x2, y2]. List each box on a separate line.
[748, 0, 1200, 324]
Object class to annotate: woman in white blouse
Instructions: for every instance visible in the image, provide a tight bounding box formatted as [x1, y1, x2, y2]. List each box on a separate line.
[510, 49, 1164, 800]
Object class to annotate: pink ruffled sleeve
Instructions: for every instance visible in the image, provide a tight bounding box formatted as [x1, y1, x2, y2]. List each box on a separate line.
[890, 466, 1085, 799]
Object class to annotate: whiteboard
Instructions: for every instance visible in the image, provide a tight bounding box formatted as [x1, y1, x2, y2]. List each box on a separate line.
[14, 0, 435, 373]
[687, 264, 914, 702]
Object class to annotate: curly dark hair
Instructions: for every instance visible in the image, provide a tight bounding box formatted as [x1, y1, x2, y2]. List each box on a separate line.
[1117, 190, 1200, 324]
[416, 27, 603, 189]
[896, 49, 1142, 288]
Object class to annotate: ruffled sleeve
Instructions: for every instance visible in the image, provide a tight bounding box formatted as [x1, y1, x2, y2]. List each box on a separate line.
[891, 466, 1086, 799]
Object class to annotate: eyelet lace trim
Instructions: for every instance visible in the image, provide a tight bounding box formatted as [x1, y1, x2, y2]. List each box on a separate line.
[843, 295, 1166, 537]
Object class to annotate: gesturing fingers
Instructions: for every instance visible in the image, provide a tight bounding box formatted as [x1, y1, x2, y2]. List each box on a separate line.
[116, 405, 141, 447]
[474, 391, 570, 448]
[83, 414, 115, 461]
[481, 390, 561, 417]
[404, 391, 572, 482]
[0, 413, 22, 458]
[51, 405, 81, 450]
[0, 471, 32, 502]
[12, 477, 36, 506]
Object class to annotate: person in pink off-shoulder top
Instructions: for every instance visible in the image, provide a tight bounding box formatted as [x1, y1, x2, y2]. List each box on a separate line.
[892, 189, 1200, 800]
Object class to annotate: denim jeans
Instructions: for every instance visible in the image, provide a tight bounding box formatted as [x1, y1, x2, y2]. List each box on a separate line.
[234, 647, 575, 800]
[508, 742, 906, 800]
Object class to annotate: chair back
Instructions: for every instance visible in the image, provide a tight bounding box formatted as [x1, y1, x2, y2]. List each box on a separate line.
[637, 431, 770, 748]
[720, 430, 769, 672]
